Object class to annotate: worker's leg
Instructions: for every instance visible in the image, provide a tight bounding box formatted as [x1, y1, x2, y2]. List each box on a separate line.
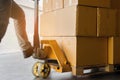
[0, 22, 8, 42]
[0, 0, 10, 42]
[10, 1, 33, 58]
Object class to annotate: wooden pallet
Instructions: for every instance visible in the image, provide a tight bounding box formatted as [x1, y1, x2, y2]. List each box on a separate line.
[72, 65, 107, 76]
[105, 64, 120, 72]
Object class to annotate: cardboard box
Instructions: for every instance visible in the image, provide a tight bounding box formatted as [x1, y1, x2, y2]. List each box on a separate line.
[40, 6, 97, 36]
[43, 0, 52, 12]
[64, 0, 110, 8]
[52, 0, 64, 10]
[111, 0, 120, 9]
[116, 9, 120, 36]
[41, 5, 117, 37]
[97, 8, 117, 36]
[108, 37, 120, 64]
[41, 37, 108, 75]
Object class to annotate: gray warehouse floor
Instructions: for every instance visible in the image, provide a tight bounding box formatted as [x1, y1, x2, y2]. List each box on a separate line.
[0, 52, 120, 80]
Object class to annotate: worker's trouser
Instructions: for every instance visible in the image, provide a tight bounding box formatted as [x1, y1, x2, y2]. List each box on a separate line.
[0, 0, 32, 51]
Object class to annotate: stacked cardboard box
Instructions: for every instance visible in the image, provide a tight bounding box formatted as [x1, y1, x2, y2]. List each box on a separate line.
[43, 0, 64, 12]
[41, 0, 119, 75]
[43, 0, 52, 12]
[108, 0, 120, 70]
[42, 0, 117, 37]
[108, 37, 120, 65]
[64, 0, 110, 8]
[41, 6, 117, 37]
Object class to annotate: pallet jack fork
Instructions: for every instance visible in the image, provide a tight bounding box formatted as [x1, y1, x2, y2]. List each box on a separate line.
[32, 0, 71, 79]
[41, 40, 71, 72]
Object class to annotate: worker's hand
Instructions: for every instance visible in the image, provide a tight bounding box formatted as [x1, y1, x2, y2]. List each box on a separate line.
[33, 48, 47, 59]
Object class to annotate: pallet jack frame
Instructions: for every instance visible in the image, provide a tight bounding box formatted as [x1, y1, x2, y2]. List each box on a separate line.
[32, 0, 71, 79]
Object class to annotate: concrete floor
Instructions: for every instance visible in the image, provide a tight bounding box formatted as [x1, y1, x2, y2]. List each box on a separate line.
[0, 52, 120, 80]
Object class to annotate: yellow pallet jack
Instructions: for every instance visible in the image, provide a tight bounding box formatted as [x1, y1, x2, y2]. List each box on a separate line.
[32, 0, 71, 79]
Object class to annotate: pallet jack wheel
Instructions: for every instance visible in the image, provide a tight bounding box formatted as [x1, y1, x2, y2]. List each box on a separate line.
[39, 63, 51, 79]
[32, 61, 41, 77]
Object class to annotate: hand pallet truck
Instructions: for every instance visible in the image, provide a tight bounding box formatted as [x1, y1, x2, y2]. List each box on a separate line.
[32, 0, 71, 79]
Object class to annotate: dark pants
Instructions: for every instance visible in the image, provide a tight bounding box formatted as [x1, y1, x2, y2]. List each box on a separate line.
[0, 0, 32, 51]
[0, 0, 11, 42]
[0, 0, 25, 42]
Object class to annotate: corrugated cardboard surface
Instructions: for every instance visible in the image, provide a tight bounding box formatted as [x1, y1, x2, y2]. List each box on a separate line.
[40, 6, 96, 36]
[64, 0, 110, 8]
[43, 0, 52, 12]
[97, 8, 117, 36]
[41, 37, 108, 67]
[41, 5, 117, 37]
[76, 37, 108, 66]
[76, 6, 97, 36]
[40, 11, 56, 36]
[108, 37, 120, 64]
[52, 0, 64, 10]
[111, 0, 120, 9]
[116, 9, 120, 36]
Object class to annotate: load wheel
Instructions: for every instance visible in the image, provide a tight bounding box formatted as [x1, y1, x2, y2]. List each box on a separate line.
[32, 61, 41, 77]
[32, 61, 51, 79]
[39, 63, 51, 79]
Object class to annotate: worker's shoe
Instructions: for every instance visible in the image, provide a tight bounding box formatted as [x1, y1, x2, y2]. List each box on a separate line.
[32, 48, 47, 59]
[23, 47, 34, 58]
